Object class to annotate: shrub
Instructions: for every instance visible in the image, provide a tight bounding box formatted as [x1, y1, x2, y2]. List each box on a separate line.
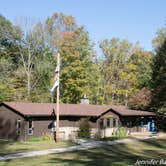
[42, 135, 52, 141]
[115, 127, 128, 138]
[78, 118, 91, 139]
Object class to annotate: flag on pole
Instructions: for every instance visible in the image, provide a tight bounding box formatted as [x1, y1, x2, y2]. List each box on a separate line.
[50, 80, 59, 94]
[50, 57, 60, 94]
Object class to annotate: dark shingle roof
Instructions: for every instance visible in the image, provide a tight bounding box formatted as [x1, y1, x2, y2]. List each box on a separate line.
[1, 102, 156, 117]
[110, 105, 156, 116]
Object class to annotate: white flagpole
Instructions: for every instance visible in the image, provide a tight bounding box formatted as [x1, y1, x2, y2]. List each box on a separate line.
[56, 53, 60, 142]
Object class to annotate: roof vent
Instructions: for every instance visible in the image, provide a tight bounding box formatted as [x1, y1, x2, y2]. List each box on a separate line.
[80, 95, 89, 104]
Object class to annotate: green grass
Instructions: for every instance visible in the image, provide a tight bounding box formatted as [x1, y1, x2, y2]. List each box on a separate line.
[0, 137, 166, 166]
[0, 139, 74, 155]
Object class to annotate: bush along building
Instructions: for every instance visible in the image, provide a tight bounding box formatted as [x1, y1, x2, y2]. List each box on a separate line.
[0, 101, 156, 141]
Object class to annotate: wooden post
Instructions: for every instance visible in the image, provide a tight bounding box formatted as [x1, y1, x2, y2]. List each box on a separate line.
[56, 53, 60, 142]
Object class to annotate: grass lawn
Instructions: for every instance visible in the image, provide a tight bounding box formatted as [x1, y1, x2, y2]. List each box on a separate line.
[0, 137, 166, 166]
[0, 139, 74, 155]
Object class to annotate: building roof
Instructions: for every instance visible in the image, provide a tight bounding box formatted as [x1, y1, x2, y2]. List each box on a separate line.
[1, 102, 156, 117]
[110, 106, 156, 116]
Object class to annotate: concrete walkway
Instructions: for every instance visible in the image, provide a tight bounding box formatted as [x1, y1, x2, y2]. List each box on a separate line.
[0, 133, 165, 161]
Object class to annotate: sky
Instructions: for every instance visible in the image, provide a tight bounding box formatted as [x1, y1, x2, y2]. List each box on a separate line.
[0, 0, 165, 52]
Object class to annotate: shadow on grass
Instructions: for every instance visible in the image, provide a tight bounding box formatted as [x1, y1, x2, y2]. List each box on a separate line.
[138, 138, 166, 149]
[48, 138, 166, 166]
[0, 139, 74, 155]
[0, 138, 165, 166]
[0, 139, 29, 155]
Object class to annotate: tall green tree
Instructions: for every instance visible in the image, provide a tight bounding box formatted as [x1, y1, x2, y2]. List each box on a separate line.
[88, 60, 104, 105]
[0, 13, 99, 103]
[14, 20, 54, 102]
[152, 26, 166, 49]
[100, 38, 135, 104]
[0, 16, 54, 102]
[44, 13, 98, 104]
[0, 15, 22, 101]
[59, 28, 95, 103]
[100, 38, 152, 105]
[151, 39, 166, 113]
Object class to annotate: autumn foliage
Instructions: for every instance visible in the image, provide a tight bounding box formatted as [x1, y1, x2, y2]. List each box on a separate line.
[128, 88, 152, 110]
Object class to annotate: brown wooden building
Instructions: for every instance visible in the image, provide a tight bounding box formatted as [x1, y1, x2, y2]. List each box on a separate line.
[0, 102, 156, 141]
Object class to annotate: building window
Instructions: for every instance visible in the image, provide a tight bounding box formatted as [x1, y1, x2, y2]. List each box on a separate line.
[99, 119, 104, 129]
[16, 119, 21, 135]
[107, 118, 110, 128]
[28, 120, 34, 135]
[113, 118, 117, 127]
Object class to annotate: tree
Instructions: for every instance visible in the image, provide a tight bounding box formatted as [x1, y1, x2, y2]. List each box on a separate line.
[0, 16, 54, 102]
[0, 56, 14, 101]
[128, 88, 152, 110]
[88, 60, 104, 105]
[13, 20, 54, 101]
[59, 28, 95, 103]
[151, 39, 166, 113]
[44, 13, 97, 103]
[44, 12, 77, 50]
[152, 26, 166, 49]
[0, 13, 99, 103]
[100, 38, 136, 104]
[99, 38, 152, 105]
[129, 49, 152, 89]
[0, 15, 22, 101]
[0, 15, 21, 63]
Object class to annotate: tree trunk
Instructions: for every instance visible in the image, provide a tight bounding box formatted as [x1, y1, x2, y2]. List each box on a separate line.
[27, 73, 31, 99]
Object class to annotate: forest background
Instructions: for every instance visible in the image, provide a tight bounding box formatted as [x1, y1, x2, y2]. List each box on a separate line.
[0, 13, 165, 113]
